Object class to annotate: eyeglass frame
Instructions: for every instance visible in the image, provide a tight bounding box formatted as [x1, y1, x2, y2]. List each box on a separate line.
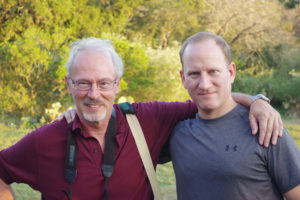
[68, 77, 118, 91]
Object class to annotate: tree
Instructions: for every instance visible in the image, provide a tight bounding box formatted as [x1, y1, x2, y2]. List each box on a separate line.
[127, 0, 204, 48]
[0, 32, 67, 119]
[198, 0, 290, 62]
[145, 46, 190, 102]
[279, 0, 299, 8]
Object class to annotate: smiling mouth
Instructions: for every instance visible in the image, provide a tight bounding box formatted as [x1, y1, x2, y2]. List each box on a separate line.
[199, 92, 214, 96]
[85, 104, 105, 111]
[88, 104, 99, 108]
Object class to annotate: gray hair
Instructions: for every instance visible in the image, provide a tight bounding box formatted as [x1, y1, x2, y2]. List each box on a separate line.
[66, 38, 124, 79]
[179, 32, 231, 68]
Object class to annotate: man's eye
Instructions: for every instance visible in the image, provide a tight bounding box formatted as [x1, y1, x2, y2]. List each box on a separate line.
[77, 81, 89, 86]
[189, 72, 199, 77]
[99, 81, 110, 86]
[209, 70, 217, 75]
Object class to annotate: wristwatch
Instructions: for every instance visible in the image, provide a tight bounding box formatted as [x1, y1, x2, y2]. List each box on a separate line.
[250, 94, 271, 106]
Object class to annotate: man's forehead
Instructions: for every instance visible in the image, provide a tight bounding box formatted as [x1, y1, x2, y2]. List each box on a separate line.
[184, 40, 226, 62]
[184, 64, 224, 72]
[75, 49, 111, 61]
[72, 49, 114, 69]
[186, 39, 218, 51]
[70, 49, 116, 78]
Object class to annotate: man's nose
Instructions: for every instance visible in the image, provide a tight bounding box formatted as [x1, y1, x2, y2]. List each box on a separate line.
[197, 74, 211, 90]
[87, 83, 101, 99]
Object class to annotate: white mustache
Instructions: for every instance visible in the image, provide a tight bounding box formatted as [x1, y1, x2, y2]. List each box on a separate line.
[83, 98, 106, 105]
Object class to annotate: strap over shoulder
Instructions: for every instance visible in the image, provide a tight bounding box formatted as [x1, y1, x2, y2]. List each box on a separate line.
[119, 102, 163, 200]
[119, 102, 135, 115]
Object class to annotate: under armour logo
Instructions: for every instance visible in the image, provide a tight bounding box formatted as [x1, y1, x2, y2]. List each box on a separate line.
[225, 144, 238, 152]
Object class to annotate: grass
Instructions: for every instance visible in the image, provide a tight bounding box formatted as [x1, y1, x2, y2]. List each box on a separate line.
[284, 121, 300, 147]
[0, 120, 299, 200]
[157, 162, 177, 200]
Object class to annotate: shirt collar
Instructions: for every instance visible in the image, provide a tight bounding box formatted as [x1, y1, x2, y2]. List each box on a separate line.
[71, 115, 83, 133]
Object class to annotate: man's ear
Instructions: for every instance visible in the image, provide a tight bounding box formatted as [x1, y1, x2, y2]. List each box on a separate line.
[114, 77, 121, 94]
[65, 76, 72, 94]
[180, 69, 185, 83]
[180, 69, 187, 88]
[228, 62, 236, 84]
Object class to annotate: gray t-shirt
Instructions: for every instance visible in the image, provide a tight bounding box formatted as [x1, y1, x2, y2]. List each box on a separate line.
[170, 104, 300, 200]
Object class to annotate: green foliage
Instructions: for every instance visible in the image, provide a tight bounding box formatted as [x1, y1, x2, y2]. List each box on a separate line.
[233, 71, 300, 117]
[157, 162, 177, 200]
[145, 46, 190, 102]
[127, 0, 204, 48]
[285, 122, 300, 147]
[279, 0, 299, 8]
[114, 40, 190, 102]
[0, 123, 28, 149]
[0, 35, 68, 120]
[0, 0, 300, 122]
[233, 43, 300, 117]
[11, 183, 40, 200]
[114, 39, 153, 101]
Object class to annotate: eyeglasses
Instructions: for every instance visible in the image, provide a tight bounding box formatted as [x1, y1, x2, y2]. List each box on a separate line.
[69, 78, 117, 91]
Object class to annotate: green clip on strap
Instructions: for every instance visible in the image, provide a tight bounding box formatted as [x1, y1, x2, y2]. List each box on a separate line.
[119, 102, 163, 200]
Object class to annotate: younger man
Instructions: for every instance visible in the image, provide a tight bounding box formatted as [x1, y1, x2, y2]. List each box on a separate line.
[170, 32, 300, 200]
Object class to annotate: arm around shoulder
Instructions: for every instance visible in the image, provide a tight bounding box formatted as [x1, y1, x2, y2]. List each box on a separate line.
[231, 92, 252, 106]
[285, 185, 300, 200]
[232, 92, 283, 147]
[0, 178, 14, 200]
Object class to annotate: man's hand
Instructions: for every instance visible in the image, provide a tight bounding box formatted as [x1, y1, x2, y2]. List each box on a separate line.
[57, 108, 76, 124]
[249, 99, 283, 147]
[0, 179, 14, 200]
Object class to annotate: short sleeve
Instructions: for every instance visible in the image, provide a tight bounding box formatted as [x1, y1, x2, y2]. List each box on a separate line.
[267, 129, 300, 193]
[0, 130, 39, 187]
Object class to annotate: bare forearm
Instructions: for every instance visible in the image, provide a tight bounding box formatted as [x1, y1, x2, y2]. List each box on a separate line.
[285, 185, 300, 200]
[0, 179, 14, 200]
[232, 92, 283, 146]
[232, 92, 252, 107]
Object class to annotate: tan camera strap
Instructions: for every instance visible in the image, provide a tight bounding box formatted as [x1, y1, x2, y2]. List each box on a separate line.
[126, 113, 163, 200]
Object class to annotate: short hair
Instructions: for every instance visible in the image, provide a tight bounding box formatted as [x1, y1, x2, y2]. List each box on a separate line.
[179, 32, 231, 68]
[66, 38, 124, 79]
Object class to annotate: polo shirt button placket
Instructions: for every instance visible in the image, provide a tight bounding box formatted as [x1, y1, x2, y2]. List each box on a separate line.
[93, 149, 99, 153]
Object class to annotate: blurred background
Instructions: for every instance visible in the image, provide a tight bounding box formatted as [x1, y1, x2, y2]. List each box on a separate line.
[0, 0, 299, 126]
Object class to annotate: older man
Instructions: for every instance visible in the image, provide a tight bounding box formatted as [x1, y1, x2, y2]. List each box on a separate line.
[170, 32, 300, 200]
[0, 38, 282, 200]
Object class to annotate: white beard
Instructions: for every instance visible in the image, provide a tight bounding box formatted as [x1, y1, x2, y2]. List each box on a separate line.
[83, 110, 107, 122]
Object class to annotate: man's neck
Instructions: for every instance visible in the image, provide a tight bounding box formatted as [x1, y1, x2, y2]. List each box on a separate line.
[80, 116, 111, 151]
[78, 110, 113, 138]
[82, 119, 109, 136]
[198, 98, 237, 120]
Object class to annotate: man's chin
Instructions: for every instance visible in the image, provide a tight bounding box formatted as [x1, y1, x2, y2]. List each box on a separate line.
[83, 112, 107, 122]
[197, 102, 215, 109]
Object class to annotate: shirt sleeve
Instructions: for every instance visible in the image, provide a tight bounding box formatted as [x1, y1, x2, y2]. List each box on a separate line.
[133, 100, 197, 132]
[0, 130, 39, 188]
[130, 100, 197, 164]
[267, 128, 300, 193]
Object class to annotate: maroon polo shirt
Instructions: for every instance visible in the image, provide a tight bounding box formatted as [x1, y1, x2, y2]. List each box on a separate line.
[0, 101, 197, 200]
